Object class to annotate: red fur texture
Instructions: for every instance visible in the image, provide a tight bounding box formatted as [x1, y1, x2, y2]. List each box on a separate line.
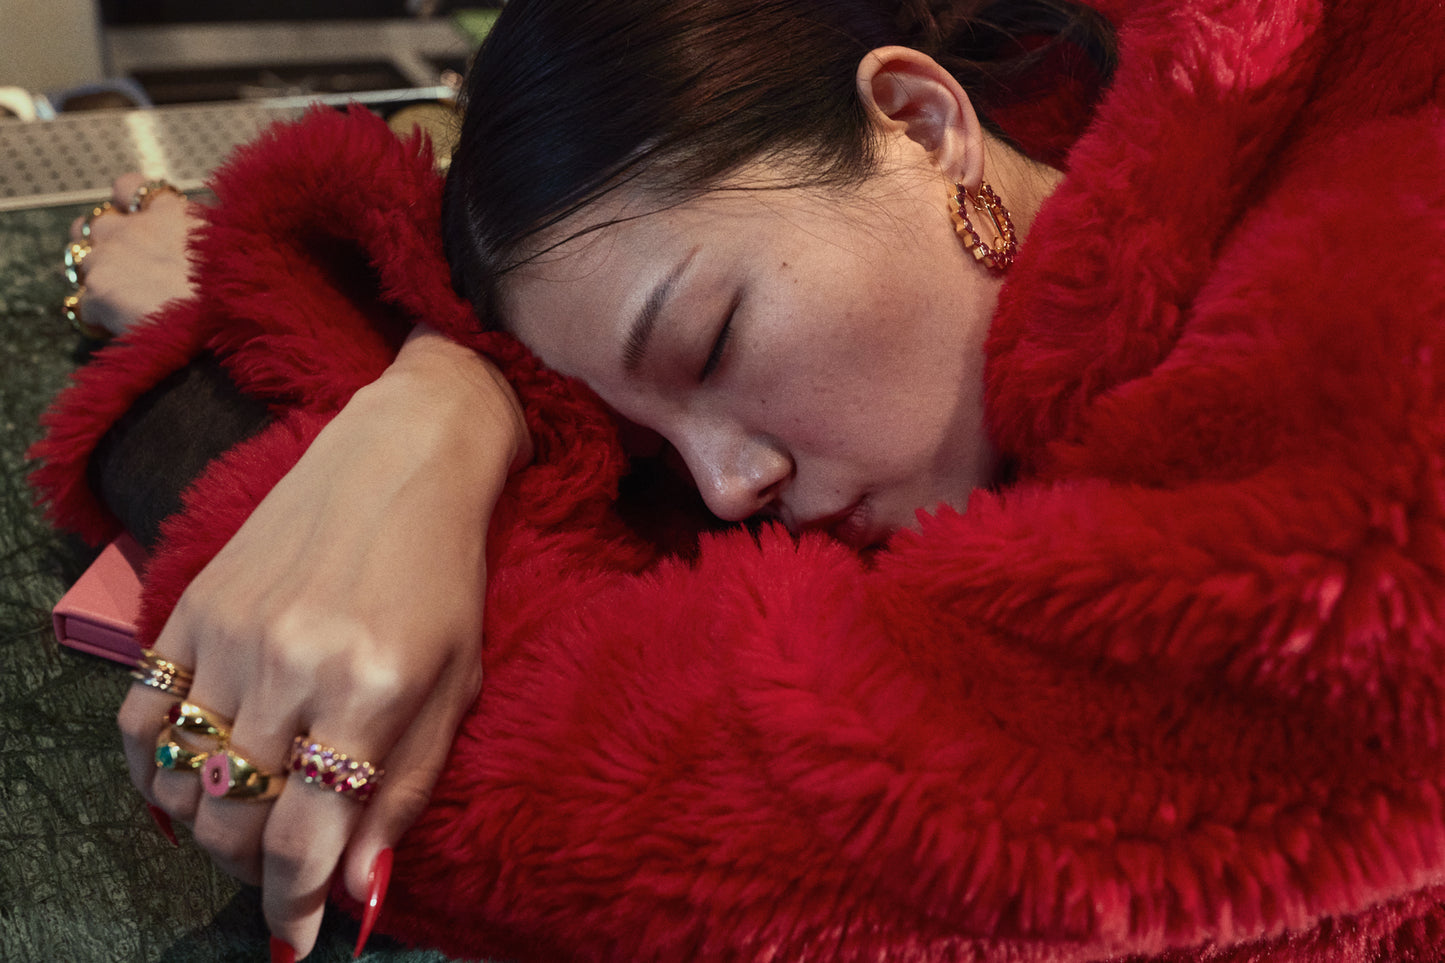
[29, 0, 1445, 959]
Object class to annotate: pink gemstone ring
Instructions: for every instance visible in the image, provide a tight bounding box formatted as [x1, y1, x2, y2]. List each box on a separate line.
[288, 737, 383, 803]
[200, 747, 281, 801]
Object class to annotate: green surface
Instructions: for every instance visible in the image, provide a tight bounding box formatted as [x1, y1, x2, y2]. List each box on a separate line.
[0, 204, 461, 962]
[451, 9, 501, 47]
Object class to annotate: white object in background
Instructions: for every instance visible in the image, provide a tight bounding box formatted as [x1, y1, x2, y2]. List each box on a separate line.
[0, 86, 37, 121]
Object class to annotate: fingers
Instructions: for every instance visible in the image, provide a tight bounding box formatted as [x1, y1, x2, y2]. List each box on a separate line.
[117, 621, 202, 809]
[331, 654, 481, 959]
[261, 753, 370, 957]
[341, 655, 481, 900]
[190, 689, 305, 885]
[258, 650, 422, 953]
[257, 636, 477, 955]
[62, 173, 197, 337]
[108, 354, 505, 956]
[110, 172, 151, 208]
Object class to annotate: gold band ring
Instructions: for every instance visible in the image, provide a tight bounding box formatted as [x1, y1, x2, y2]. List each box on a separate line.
[156, 700, 281, 800]
[63, 240, 91, 286]
[288, 737, 383, 803]
[127, 179, 182, 213]
[79, 201, 115, 240]
[131, 648, 194, 698]
[202, 747, 282, 801]
[166, 701, 230, 742]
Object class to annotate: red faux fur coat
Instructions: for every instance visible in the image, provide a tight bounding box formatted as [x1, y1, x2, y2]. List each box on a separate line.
[31, 0, 1445, 959]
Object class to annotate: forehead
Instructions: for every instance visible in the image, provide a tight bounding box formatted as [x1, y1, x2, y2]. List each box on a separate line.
[496, 155, 925, 381]
[499, 196, 689, 374]
[498, 180, 805, 374]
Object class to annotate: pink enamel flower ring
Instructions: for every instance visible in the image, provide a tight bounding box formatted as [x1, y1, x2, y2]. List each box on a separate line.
[288, 737, 383, 803]
[198, 747, 281, 801]
[202, 752, 232, 798]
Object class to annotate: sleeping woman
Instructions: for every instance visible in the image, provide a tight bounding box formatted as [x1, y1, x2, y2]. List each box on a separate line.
[32, 0, 1445, 960]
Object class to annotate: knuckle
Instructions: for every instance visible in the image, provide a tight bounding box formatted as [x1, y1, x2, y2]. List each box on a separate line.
[151, 779, 198, 824]
[255, 607, 332, 679]
[76, 255, 104, 288]
[347, 657, 410, 711]
[127, 764, 153, 799]
[260, 823, 311, 880]
[384, 776, 438, 824]
[193, 819, 255, 868]
[110, 174, 140, 204]
[256, 609, 413, 710]
[116, 696, 151, 742]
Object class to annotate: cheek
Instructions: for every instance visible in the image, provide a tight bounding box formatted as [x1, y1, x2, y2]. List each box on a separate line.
[814, 287, 987, 466]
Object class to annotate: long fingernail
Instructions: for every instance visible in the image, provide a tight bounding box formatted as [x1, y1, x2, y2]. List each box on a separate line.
[269, 936, 296, 963]
[145, 803, 179, 847]
[353, 847, 393, 958]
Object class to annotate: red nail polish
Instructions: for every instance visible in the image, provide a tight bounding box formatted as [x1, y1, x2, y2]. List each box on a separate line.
[269, 935, 296, 963]
[145, 803, 179, 847]
[353, 847, 393, 958]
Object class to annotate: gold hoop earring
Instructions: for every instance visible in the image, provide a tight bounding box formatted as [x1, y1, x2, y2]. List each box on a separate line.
[949, 181, 1016, 273]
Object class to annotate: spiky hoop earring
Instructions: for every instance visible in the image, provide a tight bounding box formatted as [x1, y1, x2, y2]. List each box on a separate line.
[949, 181, 1017, 272]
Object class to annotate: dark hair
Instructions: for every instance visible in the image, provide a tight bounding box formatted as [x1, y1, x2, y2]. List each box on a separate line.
[442, 0, 1115, 326]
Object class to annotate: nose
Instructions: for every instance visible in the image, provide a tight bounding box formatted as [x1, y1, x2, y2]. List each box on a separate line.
[674, 425, 791, 523]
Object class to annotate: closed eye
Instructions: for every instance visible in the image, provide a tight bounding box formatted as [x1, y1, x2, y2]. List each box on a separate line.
[700, 293, 739, 381]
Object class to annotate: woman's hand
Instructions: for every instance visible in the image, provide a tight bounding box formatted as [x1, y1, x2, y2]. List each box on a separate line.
[70, 173, 200, 336]
[116, 325, 532, 959]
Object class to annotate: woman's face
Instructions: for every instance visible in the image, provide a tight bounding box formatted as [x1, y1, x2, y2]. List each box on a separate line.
[502, 148, 1002, 549]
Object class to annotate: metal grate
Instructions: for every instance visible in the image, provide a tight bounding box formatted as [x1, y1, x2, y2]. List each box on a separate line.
[0, 87, 450, 212]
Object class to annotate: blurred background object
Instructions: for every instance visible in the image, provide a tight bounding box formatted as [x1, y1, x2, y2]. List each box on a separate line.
[0, 85, 39, 120]
[0, 0, 500, 209]
[0, 0, 107, 92]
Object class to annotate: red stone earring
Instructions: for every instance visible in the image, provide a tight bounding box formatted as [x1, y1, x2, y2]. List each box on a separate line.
[949, 181, 1017, 272]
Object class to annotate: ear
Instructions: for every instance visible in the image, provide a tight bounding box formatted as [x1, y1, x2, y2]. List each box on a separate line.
[855, 46, 985, 188]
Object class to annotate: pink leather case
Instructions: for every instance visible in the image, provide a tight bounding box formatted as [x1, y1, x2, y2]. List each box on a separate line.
[52, 535, 145, 665]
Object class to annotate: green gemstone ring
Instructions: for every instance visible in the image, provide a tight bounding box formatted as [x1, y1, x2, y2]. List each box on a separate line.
[154, 738, 208, 771]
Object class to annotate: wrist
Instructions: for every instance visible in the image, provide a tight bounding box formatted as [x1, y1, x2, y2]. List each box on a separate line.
[364, 326, 534, 474]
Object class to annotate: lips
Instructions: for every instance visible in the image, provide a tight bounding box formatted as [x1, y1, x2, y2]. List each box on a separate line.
[812, 496, 874, 549]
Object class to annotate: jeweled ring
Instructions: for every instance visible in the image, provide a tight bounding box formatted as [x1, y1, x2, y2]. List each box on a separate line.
[131, 648, 194, 697]
[289, 737, 383, 802]
[79, 201, 115, 240]
[62, 289, 109, 340]
[127, 179, 182, 213]
[201, 747, 282, 800]
[154, 734, 209, 771]
[63, 240, 91, 286]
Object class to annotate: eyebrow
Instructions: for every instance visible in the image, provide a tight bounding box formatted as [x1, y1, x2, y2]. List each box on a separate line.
[623, 246, 699, 375]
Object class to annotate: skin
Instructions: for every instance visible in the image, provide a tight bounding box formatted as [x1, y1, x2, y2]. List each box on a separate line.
[505, 157, 998, 549]
[68, 174, 200, 337]
[77, 47, 1059, 958]
[83, 177, 532, 957]
[505, 48, 1061, 547]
